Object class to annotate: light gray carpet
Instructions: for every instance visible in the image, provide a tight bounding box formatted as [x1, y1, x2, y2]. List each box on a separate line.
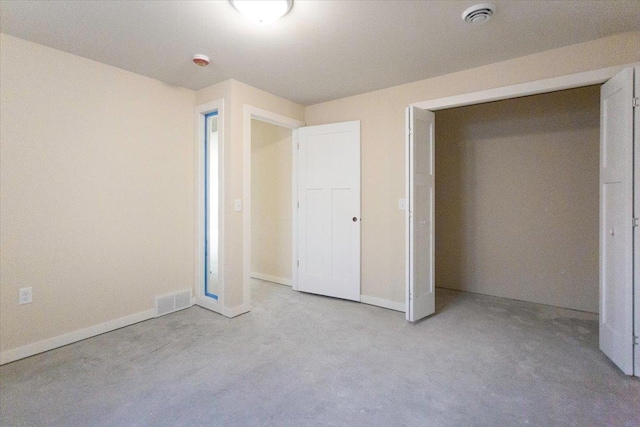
[1, 280, 639, 426]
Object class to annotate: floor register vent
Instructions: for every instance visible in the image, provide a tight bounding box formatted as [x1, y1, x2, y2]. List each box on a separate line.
[155, 289, 192, 317]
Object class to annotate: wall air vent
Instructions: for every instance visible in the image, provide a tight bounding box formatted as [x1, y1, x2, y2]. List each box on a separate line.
[462, 3, 495, 25]
[155, 289, 193, 317]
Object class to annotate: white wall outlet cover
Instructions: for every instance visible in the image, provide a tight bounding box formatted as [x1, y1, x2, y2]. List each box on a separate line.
[19, 287, 33, 305]
[398, 198, 407, 210]
[234, 199, 242, 211]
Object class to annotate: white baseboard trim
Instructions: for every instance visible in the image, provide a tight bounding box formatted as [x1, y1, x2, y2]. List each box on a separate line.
[194, 296, 249, 318]
[360, 295, 405, 313]
[0, 309, 156, 365]
[251, 272, 292, 287]
[221, 304, 250, 318]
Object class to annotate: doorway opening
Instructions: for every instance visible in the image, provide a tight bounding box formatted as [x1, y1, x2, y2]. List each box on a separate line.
[250, 118, 294, 300]
[407, 63, 639, 376]
[434, 85, 600, 313]
[242, 106, 304, 311]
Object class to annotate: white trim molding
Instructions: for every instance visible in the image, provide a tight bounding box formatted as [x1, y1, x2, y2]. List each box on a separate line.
[411, 62, 640, 111]
[221, 304, 250, 318]
[0, 309, 155, 365]
[291, 129, 300, 291]
[360, 295, 405, 313]
[251, 272, 292, 287]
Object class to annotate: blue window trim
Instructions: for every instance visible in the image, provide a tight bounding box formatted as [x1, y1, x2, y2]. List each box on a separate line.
[204, 111, 219, 300]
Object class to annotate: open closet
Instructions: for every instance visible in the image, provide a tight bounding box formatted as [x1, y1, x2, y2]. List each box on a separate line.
[406, 66, 639, 376]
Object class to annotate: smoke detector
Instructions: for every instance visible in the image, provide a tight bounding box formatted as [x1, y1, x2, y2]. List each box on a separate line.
[193, 54, 210, 67]
[462, 3, 495, 25]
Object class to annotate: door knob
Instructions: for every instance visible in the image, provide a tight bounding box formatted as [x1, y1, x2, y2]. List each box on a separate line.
[352, 217, 358, 222]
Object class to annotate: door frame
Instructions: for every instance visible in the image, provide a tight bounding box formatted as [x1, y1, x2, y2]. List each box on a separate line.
[242, 106, 305, 311]
[411, 63, 637, 111]
[635, 66, 640, 375]
[407, 61, 640, 376]
[195, 99, 226, 314]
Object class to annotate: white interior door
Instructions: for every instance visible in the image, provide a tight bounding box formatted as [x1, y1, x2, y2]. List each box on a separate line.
[296, 121, 360, 301]
[406, 106, 435, 322]
[600, 67, 635, 375]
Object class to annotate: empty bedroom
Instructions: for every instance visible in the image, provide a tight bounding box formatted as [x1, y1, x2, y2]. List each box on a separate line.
[1, 1, 639, 426]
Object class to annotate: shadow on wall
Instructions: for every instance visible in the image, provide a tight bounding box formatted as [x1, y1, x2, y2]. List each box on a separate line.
[434, 85, 601, 313]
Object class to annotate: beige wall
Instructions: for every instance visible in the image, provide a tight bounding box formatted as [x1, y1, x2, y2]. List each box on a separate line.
[196, 80, 305, 309]
[435, 86, 600, 312]
[251, 120, 292, 282]
[304, 32, 640, 305]
[2, 30, 638, 357]
[0, 34, 196, 354]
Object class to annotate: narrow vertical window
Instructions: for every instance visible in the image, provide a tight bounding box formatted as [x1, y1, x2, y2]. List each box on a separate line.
[205, 112, 219, 299]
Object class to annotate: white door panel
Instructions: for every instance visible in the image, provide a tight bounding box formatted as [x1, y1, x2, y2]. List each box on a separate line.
[297, 121, 361, 301]
[407, 107, 435, 322]
[600, 67, 634, 375]
[634, 66, 640, 377]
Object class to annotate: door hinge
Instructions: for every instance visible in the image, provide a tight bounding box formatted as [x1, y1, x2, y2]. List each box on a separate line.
[634, 218, 639, 227]
[633, 98, 639, 107]
[297, 260, 300, 267]
[634, 335, 638, 346]
[297, 201, 299, 209]
[297, 142, 300, 149]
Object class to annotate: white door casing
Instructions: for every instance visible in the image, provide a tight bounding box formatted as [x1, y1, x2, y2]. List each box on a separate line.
[296, 121, 361, 301]
[406, 107, 436, 322]
[634, 67, 640, 377]
[600, 67, 634, 375]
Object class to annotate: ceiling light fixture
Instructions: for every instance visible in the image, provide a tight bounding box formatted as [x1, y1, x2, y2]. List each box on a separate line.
[229, 0, 293, 24]
[193, 54, 210, 66]
[462, 3, 495, 25]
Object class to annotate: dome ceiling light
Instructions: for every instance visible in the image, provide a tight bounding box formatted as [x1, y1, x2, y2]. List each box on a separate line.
[192, 54, 210, 66]
[229, 0, 293, 24]
[462, 3, 495, 25]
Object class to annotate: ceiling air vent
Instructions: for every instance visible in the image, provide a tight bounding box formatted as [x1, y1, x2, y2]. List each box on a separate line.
[462, 3, 495, 25]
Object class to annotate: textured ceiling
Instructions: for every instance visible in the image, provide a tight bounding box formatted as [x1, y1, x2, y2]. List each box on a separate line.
[1, 1, 639, 105]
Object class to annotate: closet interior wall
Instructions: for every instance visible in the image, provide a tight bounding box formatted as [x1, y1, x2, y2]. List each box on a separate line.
[434, 86, 600, 313]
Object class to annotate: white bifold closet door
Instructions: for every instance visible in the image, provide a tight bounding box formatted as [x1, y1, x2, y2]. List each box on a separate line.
[295, 121, 361, 302]
[599, 67, 635, 376]
[406, 106, 435, 322]
[635, 67, 640, 377]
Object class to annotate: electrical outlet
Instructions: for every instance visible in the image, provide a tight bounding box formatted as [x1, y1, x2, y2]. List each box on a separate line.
[19, 287, 32, 305]
[234, 199, 242, 212]
[398, 198, 406, 210]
